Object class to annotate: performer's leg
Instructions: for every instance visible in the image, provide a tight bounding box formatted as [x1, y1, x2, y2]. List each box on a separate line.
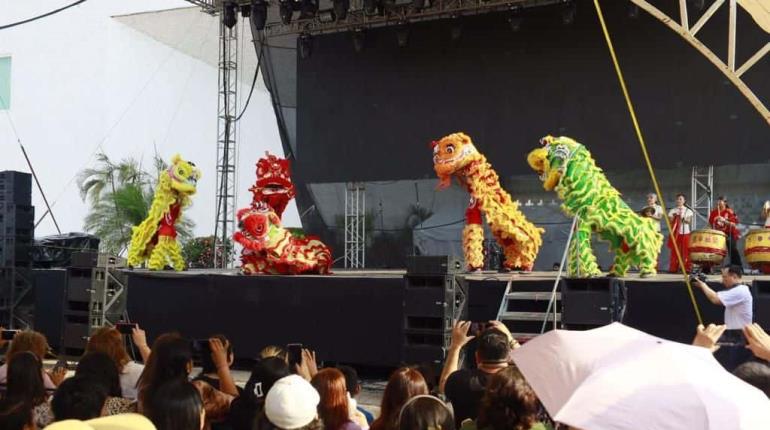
[567, 222, 601, 277]
[463, 200, 484, 271]
[167, 238, 186, 271]
[681, 234, 692, 273]
[610, 250, 631, 277]
[148, 238, 170, 270]
[729, 236, 743, 267]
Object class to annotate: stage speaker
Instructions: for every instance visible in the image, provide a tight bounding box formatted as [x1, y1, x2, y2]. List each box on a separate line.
[0, 171, 32, 206]
[0, 203, 34, 267]
[402, 274, 467, 364]
[561, 277, 626, 328]
[33, 269, 67, 350]
[405, 255, 463, 276]
[752, 279, 770, 328]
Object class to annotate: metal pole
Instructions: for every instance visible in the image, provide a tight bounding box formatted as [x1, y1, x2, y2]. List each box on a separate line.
[19, 143, 61, 234]
[540, 215, 579, 334]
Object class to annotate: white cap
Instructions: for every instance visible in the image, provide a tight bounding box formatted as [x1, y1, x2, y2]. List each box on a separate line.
[265, 375, 320, 429]
[45, 414, 156, 430]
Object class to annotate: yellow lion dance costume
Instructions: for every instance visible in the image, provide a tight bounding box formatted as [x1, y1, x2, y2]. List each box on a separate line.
[433, 132, 543, 271]
[127, 154, 201, 271]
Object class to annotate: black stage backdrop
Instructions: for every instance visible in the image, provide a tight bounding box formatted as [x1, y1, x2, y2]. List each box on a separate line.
[295, 0, 770, 183]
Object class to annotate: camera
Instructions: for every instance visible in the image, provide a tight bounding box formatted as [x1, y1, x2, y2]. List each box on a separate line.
[689, 272, 708, 283]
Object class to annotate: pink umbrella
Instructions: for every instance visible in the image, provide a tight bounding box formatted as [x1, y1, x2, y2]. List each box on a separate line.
[512, 323, 770, 430]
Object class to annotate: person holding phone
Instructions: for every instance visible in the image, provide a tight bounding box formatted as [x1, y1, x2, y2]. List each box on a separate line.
[86, 325, 150, 400]
[0, 330, 65, 390]
[691, 265, 753, 370]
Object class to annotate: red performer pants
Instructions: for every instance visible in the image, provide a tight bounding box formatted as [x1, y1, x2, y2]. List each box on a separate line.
[668, 233, 691, 273]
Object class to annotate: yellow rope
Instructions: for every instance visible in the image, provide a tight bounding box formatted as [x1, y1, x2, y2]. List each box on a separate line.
[593, 0, 703, 325]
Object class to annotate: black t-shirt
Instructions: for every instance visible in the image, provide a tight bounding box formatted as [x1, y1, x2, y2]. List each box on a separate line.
[444, 369, 491, 426]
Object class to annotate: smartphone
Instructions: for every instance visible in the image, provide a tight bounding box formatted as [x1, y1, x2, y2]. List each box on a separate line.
[287, 343, 303, 368]
[115, 323, 137, 335]
[190, 339, 211, 354]
[469, 322, 488, 335]
[1, 330, 19, 341]
[53, 358, 69, 373]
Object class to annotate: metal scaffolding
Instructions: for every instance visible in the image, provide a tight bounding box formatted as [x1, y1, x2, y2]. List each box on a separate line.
[214, 18, 239, 268]
[691, 165, 714, 230]
[344, 183, 366, 268]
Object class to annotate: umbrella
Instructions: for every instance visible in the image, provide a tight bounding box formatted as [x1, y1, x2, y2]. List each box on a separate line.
[512, 323, 770, 430]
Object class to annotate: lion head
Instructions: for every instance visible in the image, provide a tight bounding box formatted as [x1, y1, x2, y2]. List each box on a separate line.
[234, 203, 281, 250]
[432, 132, 479, 188]
[166, 154, 201, 196]
[527, 135, 579, 191]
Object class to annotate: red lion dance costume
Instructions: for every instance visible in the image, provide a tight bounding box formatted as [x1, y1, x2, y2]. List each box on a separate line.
[233, 152, 332, 274]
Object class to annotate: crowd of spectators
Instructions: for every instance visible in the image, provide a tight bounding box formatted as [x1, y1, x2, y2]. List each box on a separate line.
[0, 316, 768, 430]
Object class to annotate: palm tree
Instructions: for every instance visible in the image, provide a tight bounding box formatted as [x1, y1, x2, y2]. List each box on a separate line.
[77, 152, 194, 255]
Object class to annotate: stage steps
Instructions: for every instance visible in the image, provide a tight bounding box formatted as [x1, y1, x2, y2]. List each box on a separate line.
[497, 281, 561, 340]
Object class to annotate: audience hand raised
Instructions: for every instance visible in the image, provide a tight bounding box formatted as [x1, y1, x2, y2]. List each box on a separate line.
[450, 321, 475, 350]
[692, 323, 726, 352]
[131, 325, 148, 348]
[209, 338, 230, 370]
[743, 323, 770, 361]
[295, 348, 318, 380]
[49, 365, 67, 386]
[488, 320, 520, 349]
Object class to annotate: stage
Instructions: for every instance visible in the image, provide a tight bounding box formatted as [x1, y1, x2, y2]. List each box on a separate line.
[123, 268, 770, 368]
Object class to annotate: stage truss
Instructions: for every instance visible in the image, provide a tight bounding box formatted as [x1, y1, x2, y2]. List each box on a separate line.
[691, 165, 714, 230]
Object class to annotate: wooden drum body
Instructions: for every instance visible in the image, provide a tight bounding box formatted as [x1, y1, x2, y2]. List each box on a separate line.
[689, 229, 727, 264]
[745, 228, 770, 273]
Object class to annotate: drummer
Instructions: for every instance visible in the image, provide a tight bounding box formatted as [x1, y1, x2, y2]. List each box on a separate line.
[641, 193, 663, 232]
[709, 196, 742, 267]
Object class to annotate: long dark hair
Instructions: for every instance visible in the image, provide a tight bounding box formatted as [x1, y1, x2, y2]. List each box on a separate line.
[477, 367, 540, 430]
[398, 396, 455, 430]
[146, 380, 203, 430]
[137, 333, 193, 411]
[311, 368, 350, 430]
[76, 351, 123, 397]
[370, 367, 428, 430]
[6, 351, 46, 406]
[0, 400, 34, 430]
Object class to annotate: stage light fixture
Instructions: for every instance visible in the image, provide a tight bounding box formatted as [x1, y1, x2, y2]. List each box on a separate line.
[692, 0, 705, 11]
[363, 0, 378, 15]
[318, 9, 336, 22]
[561, 1, 576, 25]
[507, 14, 522, 32]
[279, 0, 293, 24]
[300, 0, 319, 19]
[352, 28, 365, 53]
[223, 1, 239, 28]
[333, 0, 349, 20]
[251, 0, 268, 30]
[299, 33, 313, 59]
[396, 23, 409, 48]
[412, 0, 426, 12]
[241, 4, 251, 17]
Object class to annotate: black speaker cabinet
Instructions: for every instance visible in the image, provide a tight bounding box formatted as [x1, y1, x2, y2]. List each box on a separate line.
[561, 277, 626, 328]
[405, 255, 463, 276]
[33, 269, 67, 350]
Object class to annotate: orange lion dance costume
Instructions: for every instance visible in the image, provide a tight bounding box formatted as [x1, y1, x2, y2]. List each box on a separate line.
[432, 132, 543, 271]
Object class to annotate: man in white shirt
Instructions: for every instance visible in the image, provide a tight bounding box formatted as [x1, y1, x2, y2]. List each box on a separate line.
[692, 265, 753, 370]
[667, 193, 694, 273]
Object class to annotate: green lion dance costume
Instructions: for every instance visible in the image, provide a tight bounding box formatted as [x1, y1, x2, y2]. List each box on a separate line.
[527, 136, 662, 278]
[127, 154, 201, 271]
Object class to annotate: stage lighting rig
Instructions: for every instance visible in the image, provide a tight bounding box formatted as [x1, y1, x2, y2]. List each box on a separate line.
[279, 0, 294, 24]
[251, 0, 268, 30]
[450, 16, 462, 41]
[223, 1, 239, 28]
[396, 22, 409, 47]
[561, 0, 575, 25]
[300, 0, 320, 19]
[299, 32, 314, 58]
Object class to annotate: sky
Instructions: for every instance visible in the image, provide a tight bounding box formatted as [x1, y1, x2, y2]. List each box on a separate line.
[0, 0, 298, 242]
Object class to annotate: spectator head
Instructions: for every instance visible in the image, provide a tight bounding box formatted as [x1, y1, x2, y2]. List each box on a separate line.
[265, 375, 321, 430]
[6, 351, 46, 406]
[721, 265, 743, 288]
[371, 367, 428, 430]
[475, 328, 510, 365]
[146, 380, 204, 430]
[397, 395, 455, 430]
[5, 330, 48, 362]
[246, 357, 291, 402]
[336, 365, 361, 397]
[477, 367, 540, 430]
[86, 327, 131, 372]
[51, 376, 109, 421]
[200, 334, 233, 374]
[0, 400, 34, 430]
[137, 333, 193, 409]
[311, 368, 350, 430]
[76, 351, 123, 397]
[734, 361, 770, 397]
[260, 345, 288, 362]
[415, 363, 440, 394]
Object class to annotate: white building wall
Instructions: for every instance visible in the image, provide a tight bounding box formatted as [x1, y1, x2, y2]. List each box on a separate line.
[0, 0, 298, 241]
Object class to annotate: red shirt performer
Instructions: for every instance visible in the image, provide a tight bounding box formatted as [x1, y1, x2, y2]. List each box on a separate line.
[709, 196, 742, 267]
[668, 193, 694, 273]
